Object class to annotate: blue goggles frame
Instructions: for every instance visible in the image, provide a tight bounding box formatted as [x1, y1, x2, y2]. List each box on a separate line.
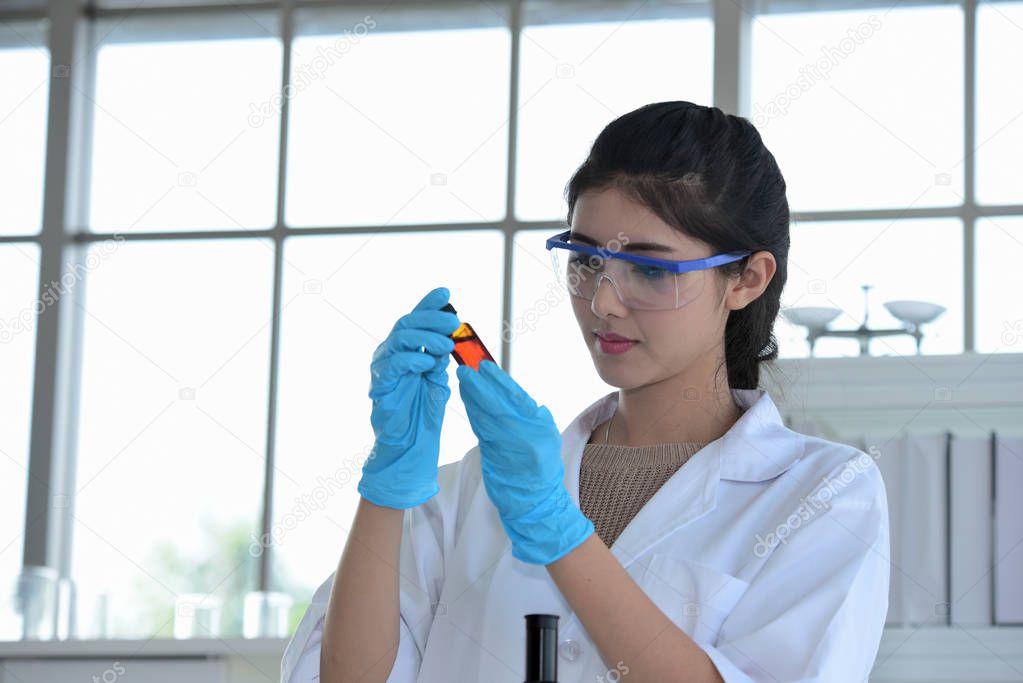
[544, 230, 752, 272]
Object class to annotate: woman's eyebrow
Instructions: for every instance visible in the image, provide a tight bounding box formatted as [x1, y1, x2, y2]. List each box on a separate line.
[569, 230, 677, 254]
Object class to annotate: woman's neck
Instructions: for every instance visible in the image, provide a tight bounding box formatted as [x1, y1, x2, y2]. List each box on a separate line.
[598, 374, 743, 448]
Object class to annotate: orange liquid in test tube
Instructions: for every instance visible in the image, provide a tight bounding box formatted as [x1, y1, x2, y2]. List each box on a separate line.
[441, 302, 495, 371]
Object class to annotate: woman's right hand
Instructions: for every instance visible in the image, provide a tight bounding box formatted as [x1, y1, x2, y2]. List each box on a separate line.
[357, 286, 461, 509]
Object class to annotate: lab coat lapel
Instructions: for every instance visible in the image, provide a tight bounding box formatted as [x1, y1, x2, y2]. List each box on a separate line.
[560, 387, 799, 570]
[716, 388, 806, 483]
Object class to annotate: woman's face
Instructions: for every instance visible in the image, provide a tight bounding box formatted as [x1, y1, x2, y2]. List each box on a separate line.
[568, 186, 736, 391]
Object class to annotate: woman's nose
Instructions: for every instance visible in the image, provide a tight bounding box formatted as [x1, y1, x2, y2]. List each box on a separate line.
[590, 273, 628, 318]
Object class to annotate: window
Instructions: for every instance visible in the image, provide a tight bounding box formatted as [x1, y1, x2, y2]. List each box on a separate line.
[976, 1, 1023, 205]
[0, 244, 41, 635]
[88, 15, 282, 232]
[285, 5, 510, 227]
[749, 0, 992, 358]
[269, 230, 503, 596]
[72, 238, 273, 637]
[750, 2, 963, 212]
[516, 0, 713, 221]
[780, 218, 963, 357]
[976, 218, 1023, 353]
[0, 19, 47, 636]
[0, 19, 48, 235]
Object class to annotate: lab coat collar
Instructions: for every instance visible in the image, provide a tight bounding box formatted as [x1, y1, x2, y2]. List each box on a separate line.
[560, 386, 804, 567]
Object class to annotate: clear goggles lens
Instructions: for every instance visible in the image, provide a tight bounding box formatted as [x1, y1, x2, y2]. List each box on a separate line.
[550, 248, 707, 311]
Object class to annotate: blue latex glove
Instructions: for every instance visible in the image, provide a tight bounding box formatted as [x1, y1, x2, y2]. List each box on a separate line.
[455, 359, 595, 564]
[358, 287, 461, 509]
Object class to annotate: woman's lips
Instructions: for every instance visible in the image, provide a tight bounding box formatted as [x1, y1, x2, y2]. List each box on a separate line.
[595, 332, 637, 354]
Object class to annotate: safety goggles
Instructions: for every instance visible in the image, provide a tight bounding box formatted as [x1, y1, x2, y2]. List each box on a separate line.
[545, 229, 752, 311]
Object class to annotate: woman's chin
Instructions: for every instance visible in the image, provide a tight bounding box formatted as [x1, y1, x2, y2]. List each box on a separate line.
[591, 355, 646, 390]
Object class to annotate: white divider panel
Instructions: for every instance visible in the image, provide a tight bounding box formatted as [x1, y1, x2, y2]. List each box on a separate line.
[950, 435, 993, 626]
[903, 434, 950, 625]
[995, 435, 1023, 625]
[865, 432, 949, 625]
[871, 431, 907, 626]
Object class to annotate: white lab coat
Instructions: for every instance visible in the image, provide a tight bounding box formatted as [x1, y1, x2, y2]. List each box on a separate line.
[281, 387, 890, 682]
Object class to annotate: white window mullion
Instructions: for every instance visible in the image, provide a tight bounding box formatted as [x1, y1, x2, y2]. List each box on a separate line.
[713, 0, 753, 116]
[963, 0, 977, 352]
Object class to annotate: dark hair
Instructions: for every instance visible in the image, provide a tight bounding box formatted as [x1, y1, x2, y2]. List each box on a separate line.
[564, 100, 790, 391]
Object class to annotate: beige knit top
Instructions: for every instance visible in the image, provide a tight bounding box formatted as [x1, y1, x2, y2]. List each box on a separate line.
[580, 423, 707, 548]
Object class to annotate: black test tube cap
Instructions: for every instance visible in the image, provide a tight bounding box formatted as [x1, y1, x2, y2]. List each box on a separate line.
[524, 614, 559, 683]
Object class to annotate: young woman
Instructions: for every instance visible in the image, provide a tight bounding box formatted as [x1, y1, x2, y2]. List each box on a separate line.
[281, 101, 890, 683]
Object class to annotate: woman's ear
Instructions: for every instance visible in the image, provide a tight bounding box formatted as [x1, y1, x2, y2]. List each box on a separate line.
[725, 251, 776, 311]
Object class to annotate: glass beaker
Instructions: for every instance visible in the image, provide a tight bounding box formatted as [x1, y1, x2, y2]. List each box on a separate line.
[174, 593, 221, 639]
[243, 590, 293, 638]
[73, 585, 112, 639]
[15, 565, 59, 640]
[56, 576, 74, 640]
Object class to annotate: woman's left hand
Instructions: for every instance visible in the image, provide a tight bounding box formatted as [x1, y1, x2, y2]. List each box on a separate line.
[455, 360, 594, 565]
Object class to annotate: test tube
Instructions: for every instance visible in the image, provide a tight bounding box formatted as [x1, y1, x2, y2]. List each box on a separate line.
[441, 302, 496, 371]
[524, 614, 559, 683]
